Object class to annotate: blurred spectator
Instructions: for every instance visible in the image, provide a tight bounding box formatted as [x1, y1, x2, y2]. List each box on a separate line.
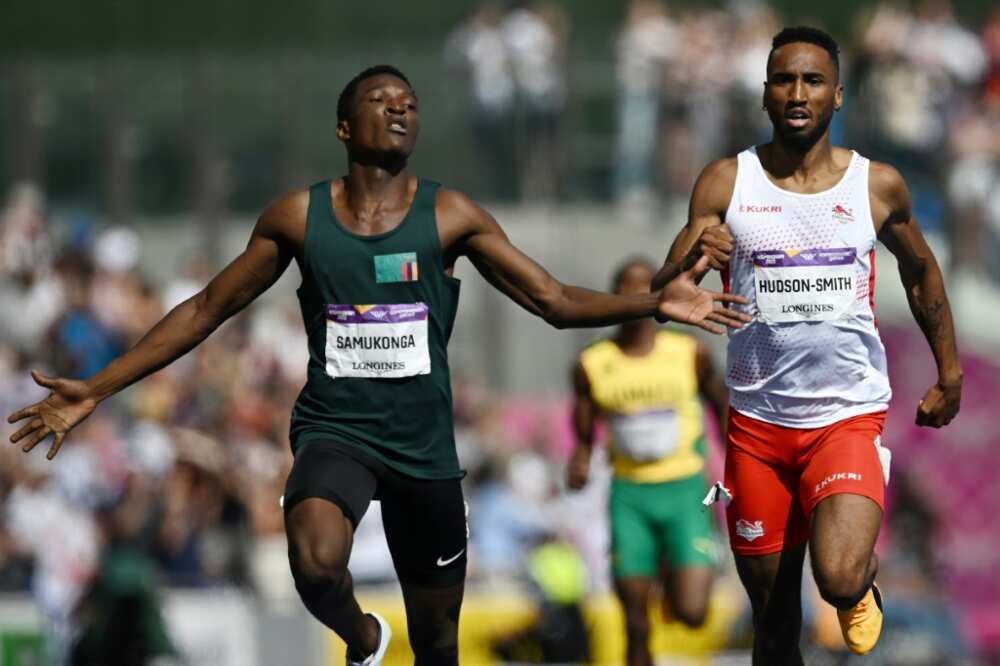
[445, 2, 568, 202]
[851, 2, 988, 237]
[613, 0, 677, 204]
[726, 4, 780, 152]
[70, 483, 178, 666]
[660, 10, 734, 195]
[946, 94, 1000, 279]
[0, 183, 64, 355]
[468, 452, 552, 579]
[493, 538, 591, 663]
[48, 252, 127, 379]
[503, 1, 570, 201]
[444, 3, 517, 200]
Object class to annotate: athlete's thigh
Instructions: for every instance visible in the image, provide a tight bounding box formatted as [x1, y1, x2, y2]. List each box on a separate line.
[283, 440, 379, 527]
[609, 479, 659, 579]
[283, 440, 378, 564]
[798, 411, 888, 519]
[380, 474, 467, 588]
[725, 436, 807, 556]
[809, 493, 882, 579]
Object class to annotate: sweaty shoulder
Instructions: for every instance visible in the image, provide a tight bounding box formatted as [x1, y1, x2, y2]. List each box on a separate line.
[435, 187, 497, 251]
[867, 161, 911, 228]
[258, 189, 310, 246]
[692, 157, 739, 214]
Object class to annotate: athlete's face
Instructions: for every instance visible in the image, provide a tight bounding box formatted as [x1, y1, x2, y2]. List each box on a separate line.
[614, 264, 654, 296]
[337, 74, 420, 159]
[764, 42, 842, 150]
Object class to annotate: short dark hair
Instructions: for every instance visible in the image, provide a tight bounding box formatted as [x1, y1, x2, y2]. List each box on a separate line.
[336, 65, 413, 123]
[767, 26, 840, 77]
[611, 256, 657, 290]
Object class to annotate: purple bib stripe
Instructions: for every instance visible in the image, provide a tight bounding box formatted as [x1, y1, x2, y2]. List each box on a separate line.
[326, 303, 429, 324]
[753, 247, 856, 268]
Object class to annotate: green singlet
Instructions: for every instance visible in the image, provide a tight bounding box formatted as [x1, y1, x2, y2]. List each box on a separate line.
[289, 179, 463, 479]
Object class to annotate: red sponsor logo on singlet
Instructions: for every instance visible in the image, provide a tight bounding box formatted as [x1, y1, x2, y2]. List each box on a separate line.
[740, 204, 783, 213]
[832, 204, 854, 223]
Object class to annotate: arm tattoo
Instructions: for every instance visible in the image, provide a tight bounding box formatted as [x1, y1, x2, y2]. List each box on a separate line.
[921, 299, 945, 338]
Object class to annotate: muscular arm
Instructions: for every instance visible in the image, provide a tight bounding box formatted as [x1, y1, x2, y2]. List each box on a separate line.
[85, 194, 302, 402]
[9, 192, 305, 458]
[566, 360, 598, 490]
[651, 158, 737, 290]
[872, 163, 962, 425]
[438, 189, 747, 330]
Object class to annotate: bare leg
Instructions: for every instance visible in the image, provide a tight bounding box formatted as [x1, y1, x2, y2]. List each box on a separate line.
[734, 544, 807, 666]
[285, 498, 378, 657]
[615, 577, 655, 666]
[663, 565, 713, 628]
[809, 493, 881, 609]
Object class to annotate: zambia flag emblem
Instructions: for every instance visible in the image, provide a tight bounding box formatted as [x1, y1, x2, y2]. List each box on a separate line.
[374, 252, 419, 283]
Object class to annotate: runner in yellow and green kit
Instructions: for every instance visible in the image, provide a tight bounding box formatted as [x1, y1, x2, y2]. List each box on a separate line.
[567, 258, 728, 666]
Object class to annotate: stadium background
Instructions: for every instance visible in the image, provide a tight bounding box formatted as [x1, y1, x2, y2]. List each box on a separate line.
[1, 0, 998, 664]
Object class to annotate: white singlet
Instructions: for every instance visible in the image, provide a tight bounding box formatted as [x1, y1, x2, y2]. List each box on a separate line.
[723, 146, 891, 427]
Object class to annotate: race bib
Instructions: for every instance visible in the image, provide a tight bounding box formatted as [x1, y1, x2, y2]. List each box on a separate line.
[608, 409, 679, 462]
[753, 248, 857, 323]
[325, 303, 431, 378]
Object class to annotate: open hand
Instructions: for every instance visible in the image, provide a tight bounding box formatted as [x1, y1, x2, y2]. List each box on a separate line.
[658, 256, 750, 333]
[915, 380, 961, 428]
[7, 371, 97, 459]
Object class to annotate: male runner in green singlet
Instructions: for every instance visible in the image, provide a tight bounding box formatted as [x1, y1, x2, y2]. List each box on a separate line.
[568, 258, 728, 666]
[7, 66, 748, 666]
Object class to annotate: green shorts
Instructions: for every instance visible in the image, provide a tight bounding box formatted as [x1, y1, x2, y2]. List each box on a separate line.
[609, 472, 718, 579]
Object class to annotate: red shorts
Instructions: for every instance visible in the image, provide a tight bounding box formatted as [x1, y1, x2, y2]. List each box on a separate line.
[724, 408, 889, 556]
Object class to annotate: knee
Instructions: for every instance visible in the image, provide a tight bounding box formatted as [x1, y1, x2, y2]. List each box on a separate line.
[671, 599, 709, 629]
[290, 537, 349, 585]
[813, 564, 869, 609]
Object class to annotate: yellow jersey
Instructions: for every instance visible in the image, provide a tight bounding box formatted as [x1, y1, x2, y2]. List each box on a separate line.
[579, 330, 704, 483]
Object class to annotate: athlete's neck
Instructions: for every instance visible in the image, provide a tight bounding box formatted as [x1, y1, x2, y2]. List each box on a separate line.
[615, 322, 656, 356]
[762, 134, 835, 183]
[343, 163, 413, 218]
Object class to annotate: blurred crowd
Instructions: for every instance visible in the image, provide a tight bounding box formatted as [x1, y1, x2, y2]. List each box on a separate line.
[444, 1, 571, 201]
[447, 0, 1000, 280]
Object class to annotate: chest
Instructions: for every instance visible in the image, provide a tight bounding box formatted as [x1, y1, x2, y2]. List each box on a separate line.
[726, 186, 875, 262]
[589, 352, 696, 414]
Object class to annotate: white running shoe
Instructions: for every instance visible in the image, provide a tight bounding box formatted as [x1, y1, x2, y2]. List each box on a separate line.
[346, 612, 391, 666]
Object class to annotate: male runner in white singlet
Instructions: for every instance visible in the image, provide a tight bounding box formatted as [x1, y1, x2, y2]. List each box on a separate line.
[651, 27, 962, 665]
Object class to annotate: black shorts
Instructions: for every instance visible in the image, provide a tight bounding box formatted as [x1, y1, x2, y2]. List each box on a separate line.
[283, 439, 467, 587]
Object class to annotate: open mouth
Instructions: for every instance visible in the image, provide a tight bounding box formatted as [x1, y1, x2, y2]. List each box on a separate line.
[388, 121, 407, 135]
[784, 109, 810, 129]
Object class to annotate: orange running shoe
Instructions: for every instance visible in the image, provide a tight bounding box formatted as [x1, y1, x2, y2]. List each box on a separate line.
[837, 583, 883, 655]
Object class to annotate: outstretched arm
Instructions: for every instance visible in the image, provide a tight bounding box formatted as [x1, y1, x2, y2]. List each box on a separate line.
[566, 360, 598, 491]
[873, 163, 961, 427]
[8, 192, 303, 457]
[438, 189, 748, 332]
[652, 158, 737, 290]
